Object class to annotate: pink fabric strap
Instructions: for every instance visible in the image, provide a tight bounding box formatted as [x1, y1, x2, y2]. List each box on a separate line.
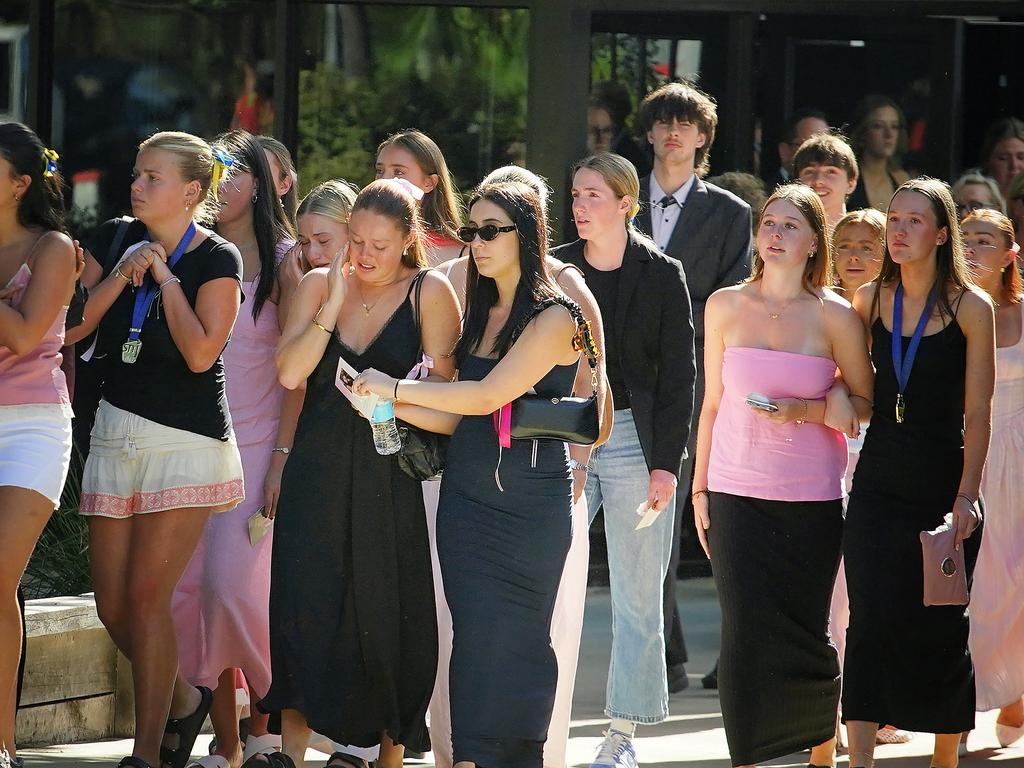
[492, 402, 512, 449]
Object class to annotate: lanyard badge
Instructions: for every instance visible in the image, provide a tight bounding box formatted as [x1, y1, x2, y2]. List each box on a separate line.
[891, 282, 938, 424]
[122, 222, 197, 364]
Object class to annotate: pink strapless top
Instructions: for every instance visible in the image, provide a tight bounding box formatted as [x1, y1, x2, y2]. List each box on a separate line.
[0, 264, 70, 406]
[708, 347, 847, 502]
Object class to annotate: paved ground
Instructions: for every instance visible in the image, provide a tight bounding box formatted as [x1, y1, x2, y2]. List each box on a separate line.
[18, 579, 1022, 767]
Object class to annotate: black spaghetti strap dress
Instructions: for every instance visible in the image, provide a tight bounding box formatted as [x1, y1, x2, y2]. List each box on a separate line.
[437, 355, 575, 768]
[260, 281, 436, 751]
[842, 311, 981, 733]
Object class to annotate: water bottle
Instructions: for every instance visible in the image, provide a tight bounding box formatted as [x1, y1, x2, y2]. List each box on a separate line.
[370, 400, 402, 455]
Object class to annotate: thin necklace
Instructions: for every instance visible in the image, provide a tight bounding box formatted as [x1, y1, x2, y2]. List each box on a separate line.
[760, 282, 799, 320]
[356, 276, 404, 317]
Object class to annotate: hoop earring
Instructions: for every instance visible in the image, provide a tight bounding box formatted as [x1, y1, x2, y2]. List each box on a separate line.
[252, 190, 258, 204]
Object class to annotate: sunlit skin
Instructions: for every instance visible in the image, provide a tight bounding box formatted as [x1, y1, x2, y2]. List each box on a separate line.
[215, 168, 255, 231]
[648, 117, 706, 170]
[834, 221, 883, 294]
[955, 182, 1002, 221]
[864, 106, 902, 160]
[988, 137, 1024, 197]
[464, 199, 520, 282]
[571, 167, 633, 243]
[778, 115, 829, 175]
[374, 145, 437, 194]
[885, 190, 950, 269]
[587, 106, 616, 153]
[298, 212, 348, 269]
[263, 148, 293, 200]
[798, 162, 856, 226]
[755, 199, 819, 272]
[130, 148, 201, 229]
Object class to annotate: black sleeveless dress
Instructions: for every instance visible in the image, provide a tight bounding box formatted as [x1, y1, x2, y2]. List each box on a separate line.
[437, 355, 575, 768]
[260, 283, 436, 751]
[843, 314, 981, 733]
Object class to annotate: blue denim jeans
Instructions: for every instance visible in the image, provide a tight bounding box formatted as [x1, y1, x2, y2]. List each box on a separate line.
[586, 409, 674, 723]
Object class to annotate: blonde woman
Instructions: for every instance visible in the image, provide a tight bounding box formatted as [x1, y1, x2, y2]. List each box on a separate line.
[70, 131, 244, 768]
[278, 180, 358, 321]
[962, 209, 1024, 749]
[555, 152, 695, 767]
[951, 172, 1006, 220]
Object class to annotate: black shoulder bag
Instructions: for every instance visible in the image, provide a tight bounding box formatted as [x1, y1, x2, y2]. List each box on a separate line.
[501, 296, 601, 445]
[396, 271, 449, 481]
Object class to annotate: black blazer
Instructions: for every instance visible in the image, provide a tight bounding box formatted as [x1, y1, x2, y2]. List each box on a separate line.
[552, 231, 696, 476]
[636, 176, 752, 349]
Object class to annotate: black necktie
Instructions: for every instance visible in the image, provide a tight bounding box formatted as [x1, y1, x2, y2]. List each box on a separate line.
[657, 195, 677, 209]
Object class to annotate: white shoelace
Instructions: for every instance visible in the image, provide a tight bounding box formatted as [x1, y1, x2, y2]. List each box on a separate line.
[593, 729, 634, 766]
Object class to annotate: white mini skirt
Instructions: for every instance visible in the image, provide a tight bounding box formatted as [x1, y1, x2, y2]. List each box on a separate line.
[81, 400, 244, 518]
[0, 403, 74, 508]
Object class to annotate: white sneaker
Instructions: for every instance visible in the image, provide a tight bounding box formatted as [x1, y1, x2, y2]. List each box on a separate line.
[590, 729, 638, 768]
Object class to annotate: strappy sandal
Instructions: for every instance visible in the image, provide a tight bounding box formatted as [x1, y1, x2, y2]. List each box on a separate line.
[119, 758, 156, 768]
[160, 685, 214, 768]
[326, 752, 369, 768]
[240, 752, 296, 768]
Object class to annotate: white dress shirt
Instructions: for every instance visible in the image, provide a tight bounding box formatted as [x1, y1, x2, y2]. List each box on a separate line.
[649, 174, 696, 252]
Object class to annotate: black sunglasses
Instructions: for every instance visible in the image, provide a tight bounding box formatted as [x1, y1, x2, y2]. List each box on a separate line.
[457, 223, 517, 243]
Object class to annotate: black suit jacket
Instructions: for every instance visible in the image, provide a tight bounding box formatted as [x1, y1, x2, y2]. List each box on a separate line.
[552, 232, 696, 475]
[636, 176, 752, 350]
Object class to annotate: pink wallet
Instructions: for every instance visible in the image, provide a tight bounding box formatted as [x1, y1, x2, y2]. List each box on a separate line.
[920, 518, 968, 607]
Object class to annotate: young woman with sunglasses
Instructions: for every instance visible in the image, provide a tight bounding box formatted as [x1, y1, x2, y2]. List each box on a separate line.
[427, 165, 609, 768]
[69, 131, 244, 768]
[170, 130, 297, 768]
[353, 181, 591, 768]
[962, 209, 1024, 750]
[0, 122, 77, 768]
[260, 179, 460, 768]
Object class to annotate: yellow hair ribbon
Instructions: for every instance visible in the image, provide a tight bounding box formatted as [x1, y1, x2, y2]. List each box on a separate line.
[210, 148, 235, 203]
[42, 148, 59, 177]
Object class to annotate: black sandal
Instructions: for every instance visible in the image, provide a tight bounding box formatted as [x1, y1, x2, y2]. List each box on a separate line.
[326, 753, 369, 768]
[240, 753, 296, 768]
[118, 758, 156, 768]
[159, 685, 213, 768]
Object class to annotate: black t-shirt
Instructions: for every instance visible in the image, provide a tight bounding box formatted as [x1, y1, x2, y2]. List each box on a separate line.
[88, 218, 243, 441]
[579, 260, 630, 410]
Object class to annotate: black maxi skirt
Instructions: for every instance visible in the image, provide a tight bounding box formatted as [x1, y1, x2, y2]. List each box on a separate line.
[709, 492, 843, 766]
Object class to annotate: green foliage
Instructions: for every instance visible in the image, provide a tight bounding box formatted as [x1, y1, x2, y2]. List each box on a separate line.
[23, 448, 92, 600]
[297, 7, 528, 196]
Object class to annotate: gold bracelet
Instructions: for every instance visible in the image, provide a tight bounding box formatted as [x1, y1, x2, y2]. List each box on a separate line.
[795, 397, 808, 425]
[311, 308, 333, 334]
[691, 488, 709, 500]
[113, 266, 131, 282]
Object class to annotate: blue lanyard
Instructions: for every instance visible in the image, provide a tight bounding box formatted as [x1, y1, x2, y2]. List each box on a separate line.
[891, 282, 937, 424]
[121, 222, 195, 363]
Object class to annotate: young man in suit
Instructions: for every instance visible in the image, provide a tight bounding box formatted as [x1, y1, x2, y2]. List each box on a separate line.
[635, 82, 753, 694]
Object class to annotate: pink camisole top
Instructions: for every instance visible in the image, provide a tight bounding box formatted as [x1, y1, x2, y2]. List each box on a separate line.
[708, 347, 847, 502]
[0, 264, 70, 406]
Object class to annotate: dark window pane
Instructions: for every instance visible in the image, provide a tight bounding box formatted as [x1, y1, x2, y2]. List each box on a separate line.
[0, 1, 30, 123]
[53, 0, 275, 238]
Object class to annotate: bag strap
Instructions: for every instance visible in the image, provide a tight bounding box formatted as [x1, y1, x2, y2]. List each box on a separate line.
[515, 294, 600, 395]
[105, 216, 134, 272]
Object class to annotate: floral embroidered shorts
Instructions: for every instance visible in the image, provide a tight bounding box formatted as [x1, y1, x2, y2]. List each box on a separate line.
[80, 400, 244, 518]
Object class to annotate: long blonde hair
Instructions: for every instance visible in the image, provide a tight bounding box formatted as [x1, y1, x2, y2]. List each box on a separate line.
[138, 131, 216, 224]
[749, 183, 833, 292]
[298, 179, 358, 225]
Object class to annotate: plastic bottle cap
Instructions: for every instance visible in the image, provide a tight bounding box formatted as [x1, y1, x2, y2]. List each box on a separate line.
[371, 400, 394, 422]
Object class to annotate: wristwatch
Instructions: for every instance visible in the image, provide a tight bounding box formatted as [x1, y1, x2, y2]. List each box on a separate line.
[569, 459, 591, 474]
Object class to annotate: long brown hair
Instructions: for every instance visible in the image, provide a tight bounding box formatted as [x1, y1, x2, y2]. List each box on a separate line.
[749, 183, 833, 293]
[376, 130, 463, 242]
[871, 177, 972, 322]
[351, 179, 428, 269]
[962, 208, 1022, 305]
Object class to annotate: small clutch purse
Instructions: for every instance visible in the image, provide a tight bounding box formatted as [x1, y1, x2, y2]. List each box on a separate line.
[919, 514, 968, 607]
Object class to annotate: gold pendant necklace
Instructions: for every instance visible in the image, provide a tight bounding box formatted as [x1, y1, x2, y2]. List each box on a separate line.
[760, 284, 797, 320]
